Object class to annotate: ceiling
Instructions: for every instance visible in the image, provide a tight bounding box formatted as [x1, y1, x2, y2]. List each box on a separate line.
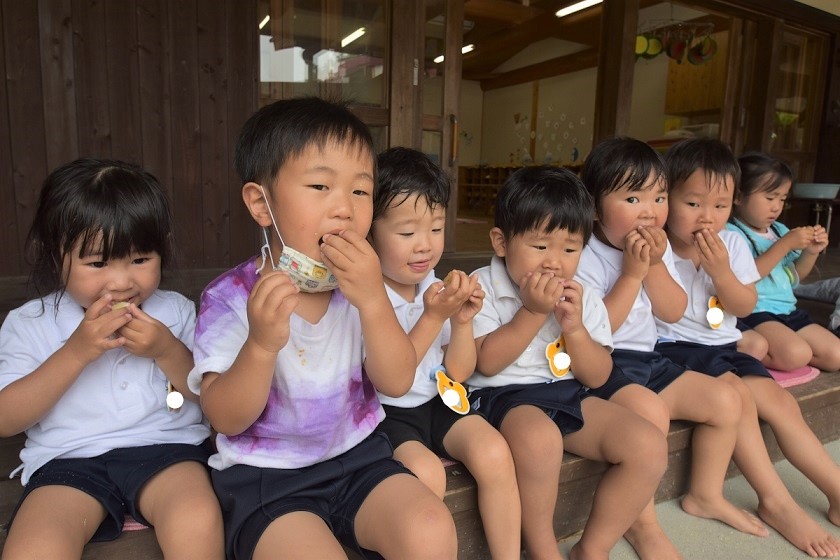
[460, 0, 606, 80]
[457, 0, 724, 85]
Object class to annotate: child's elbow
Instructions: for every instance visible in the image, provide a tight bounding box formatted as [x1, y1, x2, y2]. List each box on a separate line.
[377, 370, 414, 398]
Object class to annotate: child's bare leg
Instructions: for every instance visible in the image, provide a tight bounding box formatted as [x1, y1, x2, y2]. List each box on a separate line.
[754, 321, 813, 371]
[747, 375, 840, 528]
[1, 485, 106, 559]
[563, 397, 668, 560]
[720, 374, 840, 557]
[255, 511, 347, 560]
[137, 460, 224, 560]
[355, 472, 457, 559]
[500, 405, 564, 560]
[445, 415, 521, 560]
[660, 371, 768, 536]
[738, 330, 769, 361]
[393, 441, 448, 499]
[798, 324, 840, 372]
[610, 384, 683, 560]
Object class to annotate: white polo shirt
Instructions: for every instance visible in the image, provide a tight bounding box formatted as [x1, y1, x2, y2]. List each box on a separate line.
[378, 271, 451, 408]
[0, 290, 209, 485]
[576, 236, 685, 352]
[656, 230, 760, 346]
[468, 256, 612, 389]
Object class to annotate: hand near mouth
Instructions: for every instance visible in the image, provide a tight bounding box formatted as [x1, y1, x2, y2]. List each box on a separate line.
[320, 230, 382, 308]
[66, 294, 133, 366]
[695, 228, 730, 278]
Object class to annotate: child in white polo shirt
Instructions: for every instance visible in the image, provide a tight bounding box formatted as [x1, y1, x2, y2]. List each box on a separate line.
[369, 147, 520, 559]
[0, 158, 223, 558]
[657, 137, 840, 556]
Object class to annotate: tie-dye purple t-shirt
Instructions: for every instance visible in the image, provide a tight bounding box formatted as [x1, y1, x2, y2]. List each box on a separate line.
[188, 259, 385, 470]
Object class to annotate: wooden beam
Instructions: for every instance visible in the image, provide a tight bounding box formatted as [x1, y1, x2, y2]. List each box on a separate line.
[593, 0, 638, 142]
[464, 0, 539, 24]
[480, 47, 599, 91]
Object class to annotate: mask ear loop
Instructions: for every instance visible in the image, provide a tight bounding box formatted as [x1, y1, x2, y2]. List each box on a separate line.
[258, 185, 286, 274]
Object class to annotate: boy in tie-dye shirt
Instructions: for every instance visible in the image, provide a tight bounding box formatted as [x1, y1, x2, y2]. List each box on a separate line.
[187, 97, 456, 560]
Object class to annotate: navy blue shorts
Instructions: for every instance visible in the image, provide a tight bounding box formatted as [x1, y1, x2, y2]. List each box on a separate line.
[211, 432, 410, 560]
[378, 397, 479, 460]
[588, 349, 686, 399]
[655, 341, 772, 379]
[737, 308, 814, 332]
[468, 380, 587, 436]
[7, 442, 212, 542]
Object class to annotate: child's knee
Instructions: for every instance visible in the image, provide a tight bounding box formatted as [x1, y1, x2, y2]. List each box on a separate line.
[626, 420, 669, 476]
[738, 331, 768, 360]
[708, 381, 743, 426]
[401, 498, 457, 558]
[464, 432, 516, 483]
[402, 454, 447, 498]
[770, 337, 812, 370]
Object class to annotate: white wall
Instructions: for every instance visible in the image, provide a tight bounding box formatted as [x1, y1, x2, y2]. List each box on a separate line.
[628, 55, 671, 141]
[795, 0, 840, 16]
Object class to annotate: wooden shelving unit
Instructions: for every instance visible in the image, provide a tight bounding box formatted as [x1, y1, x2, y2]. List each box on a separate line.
[458, 165, 583, 215]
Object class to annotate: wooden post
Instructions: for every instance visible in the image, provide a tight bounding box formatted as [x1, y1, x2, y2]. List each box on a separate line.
[593, 0, 638, 143]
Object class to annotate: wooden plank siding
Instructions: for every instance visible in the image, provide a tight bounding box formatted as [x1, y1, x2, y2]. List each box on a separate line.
[0, 0, 259, 279]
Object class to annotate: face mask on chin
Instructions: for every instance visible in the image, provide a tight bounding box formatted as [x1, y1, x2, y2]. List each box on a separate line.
[257, 186, 339, 293]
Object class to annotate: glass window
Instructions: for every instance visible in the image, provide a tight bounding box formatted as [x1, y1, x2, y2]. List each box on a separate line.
[258, 0, 387, 107]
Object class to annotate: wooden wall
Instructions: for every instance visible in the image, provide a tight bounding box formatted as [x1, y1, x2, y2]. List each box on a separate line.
[0, 0, 259, 277]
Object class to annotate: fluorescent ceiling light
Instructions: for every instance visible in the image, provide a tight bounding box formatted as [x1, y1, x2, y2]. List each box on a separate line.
[341, 27, 366, 48]
[258, 15, 270, 30]
[555, 0, 602, 18]
[435, 44, 474, 64]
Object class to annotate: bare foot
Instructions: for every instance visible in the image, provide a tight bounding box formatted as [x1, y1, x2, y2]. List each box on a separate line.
[681, 493, 769, 537]
[758, 500, 840, 557]
[624, 521, 684, 560]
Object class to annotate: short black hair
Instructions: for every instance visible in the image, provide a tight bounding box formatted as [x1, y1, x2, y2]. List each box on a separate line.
[495, 165, 594, 243]
[373, 147, 450, 223]
[665, 137, 740, 195]
[738, 152, 793, 197]
[26, 158, 174, 299]
[581, 137, 666, 217]
[234, 97, 375, 187]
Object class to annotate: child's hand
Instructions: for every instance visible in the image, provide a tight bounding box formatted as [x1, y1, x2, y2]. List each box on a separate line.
[804, 224, 829, 254]
[118, 304, 179, 360]
[65, 294, 132, 366]
[695, 228, 731, 278]
[246, 271, 299, 354]
[320, 230, 381, 307]
[423, 270, 473, 322]
[519, 271, 565, 315]
[638, 225, 667, 265]
[553, 279, 584, 335]
[784, 226, 816, 251]
[453, 274, 485, 325]
[622, 229, 651, 280]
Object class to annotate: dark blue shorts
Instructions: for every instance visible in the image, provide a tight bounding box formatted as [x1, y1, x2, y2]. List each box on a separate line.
[211, 432, 410, 560]
[588, 349, 686, 399]
[737, 308, 814, 332]
[655, 341, 772, 379]
[378, 397, 480, 461]
[7, 442, 212, 542]
[468, 380, 587, 436]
